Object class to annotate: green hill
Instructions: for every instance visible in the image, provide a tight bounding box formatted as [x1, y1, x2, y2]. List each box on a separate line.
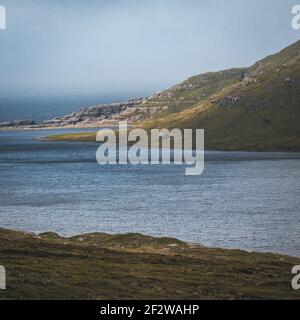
[142, 68, 246, 116]
[44, 41, 300, 151]
[141, 40, 300, 151]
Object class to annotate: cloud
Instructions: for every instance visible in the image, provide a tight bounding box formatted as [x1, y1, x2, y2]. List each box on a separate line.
[0, 0, 298, 95]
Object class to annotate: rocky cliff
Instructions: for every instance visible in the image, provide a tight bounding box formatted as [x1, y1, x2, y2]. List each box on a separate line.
[0, 120, 35, 128]
[42, 98, 148, 127]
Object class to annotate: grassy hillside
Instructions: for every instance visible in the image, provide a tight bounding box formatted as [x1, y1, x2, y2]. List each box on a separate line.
[141, 41, 300, 151]
[0, 228, 300, 300]
[141, 68, 246, 116]
[44, 41, 300, 151]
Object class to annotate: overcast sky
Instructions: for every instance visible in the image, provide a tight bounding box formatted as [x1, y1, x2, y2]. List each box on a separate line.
[0, 0, 299, 96]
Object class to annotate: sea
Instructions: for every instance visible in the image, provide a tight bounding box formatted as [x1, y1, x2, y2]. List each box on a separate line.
[0, 127, 300, 257]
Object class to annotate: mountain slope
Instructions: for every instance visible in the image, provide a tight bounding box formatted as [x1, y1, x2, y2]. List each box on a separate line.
[141, 68, 246, 116]
[141, 40, 300, 151]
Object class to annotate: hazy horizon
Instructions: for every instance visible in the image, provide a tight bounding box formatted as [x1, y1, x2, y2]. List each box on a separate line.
[0, 0, 299, 97]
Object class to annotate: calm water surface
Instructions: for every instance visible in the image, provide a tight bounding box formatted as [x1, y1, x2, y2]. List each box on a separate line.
[0, 129, 300, 256]
[0, 94, 141, 122]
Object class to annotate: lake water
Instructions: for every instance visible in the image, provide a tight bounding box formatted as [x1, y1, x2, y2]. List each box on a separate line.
[0, 129, 300, 257]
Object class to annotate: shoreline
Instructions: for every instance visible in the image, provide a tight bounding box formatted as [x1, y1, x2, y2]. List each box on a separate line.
[1, 227, 300, 299]
[2, 226, 300, 259]
[1, 125, 300, 153]
[0, 122, 123, 132]
[40, 132, 300, 153]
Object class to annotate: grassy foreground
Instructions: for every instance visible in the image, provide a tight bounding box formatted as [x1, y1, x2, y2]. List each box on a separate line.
[0, 228, 299, 300]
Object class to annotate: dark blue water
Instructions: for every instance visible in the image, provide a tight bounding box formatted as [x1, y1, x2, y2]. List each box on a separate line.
[0, 129, 300, 256]
[0, 94, 140, 123]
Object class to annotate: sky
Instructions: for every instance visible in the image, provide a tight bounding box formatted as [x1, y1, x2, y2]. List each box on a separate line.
[0, 0, 299, 96]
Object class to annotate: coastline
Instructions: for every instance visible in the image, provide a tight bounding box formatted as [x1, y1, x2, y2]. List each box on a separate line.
[0, 122, 123, 132]
[38, 131, 300, 153]
[0, 227, 300, 300]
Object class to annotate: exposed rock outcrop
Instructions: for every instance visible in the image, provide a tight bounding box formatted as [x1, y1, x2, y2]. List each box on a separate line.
[0, 120, 35, 128]
[43, 98, 146, 127]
